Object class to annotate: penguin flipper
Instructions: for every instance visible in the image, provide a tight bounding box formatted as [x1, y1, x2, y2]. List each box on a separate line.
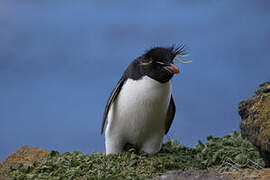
[101, 77, 126, 134]
[165, 95, 176, 134]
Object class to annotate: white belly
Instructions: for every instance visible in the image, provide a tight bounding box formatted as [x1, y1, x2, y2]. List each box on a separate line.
[105, 76, 171, 154]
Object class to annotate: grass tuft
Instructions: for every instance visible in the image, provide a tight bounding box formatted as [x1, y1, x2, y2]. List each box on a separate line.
[8, 131, 264, 180]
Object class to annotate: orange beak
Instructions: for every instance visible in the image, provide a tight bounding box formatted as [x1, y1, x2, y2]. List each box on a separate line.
[164, 63, 179, 74]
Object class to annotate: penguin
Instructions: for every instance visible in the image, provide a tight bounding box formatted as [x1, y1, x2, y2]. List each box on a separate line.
[101, 45, 187, 154]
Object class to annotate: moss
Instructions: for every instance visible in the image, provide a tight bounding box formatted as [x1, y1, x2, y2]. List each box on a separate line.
[7, 132, 264, 180]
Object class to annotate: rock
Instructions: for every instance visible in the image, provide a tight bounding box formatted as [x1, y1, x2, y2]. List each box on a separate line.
[151, 170, 230, 180]
[228, 168, 270, 180]
[0, 145, 49, 180]
[239, 81, 270, 168]
[151, 169, 270, 180]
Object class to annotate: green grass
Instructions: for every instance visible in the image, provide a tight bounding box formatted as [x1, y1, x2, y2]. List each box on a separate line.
[8, 131, 264, 180]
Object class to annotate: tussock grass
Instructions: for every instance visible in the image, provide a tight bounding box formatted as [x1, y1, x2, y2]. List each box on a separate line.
[9, 131, 264, 180]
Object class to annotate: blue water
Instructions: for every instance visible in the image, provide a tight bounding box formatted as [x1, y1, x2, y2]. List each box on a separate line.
[1, 0, 270, 160]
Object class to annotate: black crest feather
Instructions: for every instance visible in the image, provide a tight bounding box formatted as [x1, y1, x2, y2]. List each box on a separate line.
[144, 43, 187, 62]
[171, 43, 188, 57]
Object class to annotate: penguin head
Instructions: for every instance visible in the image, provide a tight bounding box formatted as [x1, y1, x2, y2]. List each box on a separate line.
[139, 45, 186, 83]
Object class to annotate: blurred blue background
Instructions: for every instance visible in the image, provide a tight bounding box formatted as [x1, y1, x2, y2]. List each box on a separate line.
[1, 0, 270, 161]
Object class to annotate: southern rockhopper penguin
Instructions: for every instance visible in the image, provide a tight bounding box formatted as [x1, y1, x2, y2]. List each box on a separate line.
[101, 45, 189, 154]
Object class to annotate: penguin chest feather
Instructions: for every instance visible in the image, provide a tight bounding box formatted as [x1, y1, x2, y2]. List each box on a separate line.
[105, 76, 171, 154]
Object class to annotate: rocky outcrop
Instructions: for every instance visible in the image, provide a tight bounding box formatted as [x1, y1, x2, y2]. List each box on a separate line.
[239, 81, 270, 167]
[0, 146, 49, 180]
